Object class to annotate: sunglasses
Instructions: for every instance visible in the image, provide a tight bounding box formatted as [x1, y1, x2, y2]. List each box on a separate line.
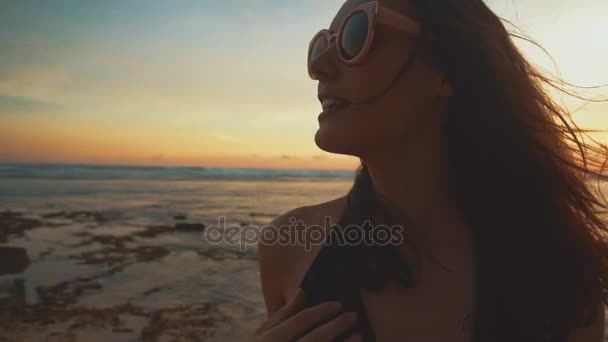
[308, 1, 421, 80]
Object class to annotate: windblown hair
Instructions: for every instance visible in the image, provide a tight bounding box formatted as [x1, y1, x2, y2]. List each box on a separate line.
[337, 1, 608, 341]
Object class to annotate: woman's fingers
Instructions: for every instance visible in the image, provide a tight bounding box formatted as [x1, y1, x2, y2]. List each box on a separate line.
[256, 288, 306, 334]
[266, 301, 344, 341]
[253, 292, 358, 342]
[343, 333, 363, 342]
[296, 311, 358, 342]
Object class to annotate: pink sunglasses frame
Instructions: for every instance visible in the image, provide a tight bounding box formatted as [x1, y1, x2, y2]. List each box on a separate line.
[308, 1, 421, 79]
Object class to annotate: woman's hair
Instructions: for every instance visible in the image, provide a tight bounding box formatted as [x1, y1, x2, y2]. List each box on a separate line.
[337, 1, 608, 341]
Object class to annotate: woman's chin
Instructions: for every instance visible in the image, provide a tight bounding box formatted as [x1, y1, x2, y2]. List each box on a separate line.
[314, 128, 359, 156]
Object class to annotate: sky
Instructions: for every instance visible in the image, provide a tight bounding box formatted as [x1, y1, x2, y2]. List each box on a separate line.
[0, 0, 607, 170]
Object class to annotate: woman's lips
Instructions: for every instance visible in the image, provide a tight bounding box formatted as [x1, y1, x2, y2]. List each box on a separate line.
[320, 98, 348, 111]
[318, 102, 351, 121]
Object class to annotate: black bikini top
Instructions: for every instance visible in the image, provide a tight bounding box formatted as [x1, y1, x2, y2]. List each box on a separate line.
[297, 227, 376, 341]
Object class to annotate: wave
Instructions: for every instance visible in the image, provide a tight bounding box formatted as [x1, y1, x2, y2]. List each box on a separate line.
[0, 163, 355, 181]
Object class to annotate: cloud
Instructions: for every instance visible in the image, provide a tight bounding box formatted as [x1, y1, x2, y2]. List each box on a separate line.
[1, 0, 605, 168]
[0, 95, 67, 115]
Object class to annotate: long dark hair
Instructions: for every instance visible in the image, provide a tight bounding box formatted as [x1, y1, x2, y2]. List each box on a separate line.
[337, 1, 608, 341]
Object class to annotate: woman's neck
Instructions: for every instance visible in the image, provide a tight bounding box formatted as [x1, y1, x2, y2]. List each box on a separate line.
[362, 129, 462, 240]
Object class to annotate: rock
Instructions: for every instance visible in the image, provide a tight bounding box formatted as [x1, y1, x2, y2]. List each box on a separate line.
[0, 211, 42, 241]
[174, 223, 205, 232]
[136, 225, 174, 238]
[0, 279, 25, 315]
[135, 246, 170, 262]
[42, 211, 67, 219]
[249, 212, 277, 218]
[42, 210, 116, 224]
[0, 247, 30, 275]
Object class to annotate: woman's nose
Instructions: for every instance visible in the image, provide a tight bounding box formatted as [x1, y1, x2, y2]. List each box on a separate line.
[308, 49, 339, 81]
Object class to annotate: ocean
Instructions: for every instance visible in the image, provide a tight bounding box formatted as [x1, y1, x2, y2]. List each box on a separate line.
[0, 163, 354, 341]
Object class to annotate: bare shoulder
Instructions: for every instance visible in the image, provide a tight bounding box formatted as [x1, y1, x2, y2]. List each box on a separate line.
[567, 302, 605, 342]
[257, 195, 347, 316]
[261, 195, 346, 245]
[279, 195, 346, 224]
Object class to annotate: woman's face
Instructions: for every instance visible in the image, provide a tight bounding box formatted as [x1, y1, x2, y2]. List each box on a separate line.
[311, 0, 452, 158]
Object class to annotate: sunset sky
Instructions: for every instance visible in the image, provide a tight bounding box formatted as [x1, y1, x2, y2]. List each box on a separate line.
[1, 0, 607, 170]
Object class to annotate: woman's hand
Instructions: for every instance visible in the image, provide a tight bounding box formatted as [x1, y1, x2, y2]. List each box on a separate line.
[251, 288, 362, 342]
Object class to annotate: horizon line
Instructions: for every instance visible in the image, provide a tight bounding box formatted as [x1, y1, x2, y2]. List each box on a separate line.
[0, 160, 357, 173]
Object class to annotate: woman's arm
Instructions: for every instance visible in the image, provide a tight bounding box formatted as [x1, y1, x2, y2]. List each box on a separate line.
[255, 208, 363, 341]
[258, 207, 305, 316]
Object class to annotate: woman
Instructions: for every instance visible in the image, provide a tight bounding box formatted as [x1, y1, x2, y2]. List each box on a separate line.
[253, 0, 608, 341]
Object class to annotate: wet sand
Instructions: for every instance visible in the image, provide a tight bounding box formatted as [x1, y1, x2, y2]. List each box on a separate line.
[0, 210, 261, 341]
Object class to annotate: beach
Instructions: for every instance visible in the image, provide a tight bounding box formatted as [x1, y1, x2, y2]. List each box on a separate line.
[1, 163, 607, 341]
[0, 163, 353, 341]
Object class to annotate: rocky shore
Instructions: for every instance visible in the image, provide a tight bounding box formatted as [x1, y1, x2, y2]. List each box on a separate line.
[0, 209, 264, 341]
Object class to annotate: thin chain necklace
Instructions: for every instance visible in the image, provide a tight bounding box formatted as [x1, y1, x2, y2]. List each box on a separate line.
[460, 311, 474, 334]
[372, 190, 478, 337]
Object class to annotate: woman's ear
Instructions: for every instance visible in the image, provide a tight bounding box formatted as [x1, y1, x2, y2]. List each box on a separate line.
[425, 49, 453, 97]
[438, 75, 453, 97]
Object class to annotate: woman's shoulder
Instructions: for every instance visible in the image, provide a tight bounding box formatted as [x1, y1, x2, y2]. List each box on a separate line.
[257, 195, 347, 315]
[258, 194, 347, 259]
[269, 195, 347, 229]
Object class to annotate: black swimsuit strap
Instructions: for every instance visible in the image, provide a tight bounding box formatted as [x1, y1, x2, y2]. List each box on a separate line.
[298, 231, 376, 341]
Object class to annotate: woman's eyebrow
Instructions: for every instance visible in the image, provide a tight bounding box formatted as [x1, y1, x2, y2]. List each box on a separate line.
[328, 18, 340, 32]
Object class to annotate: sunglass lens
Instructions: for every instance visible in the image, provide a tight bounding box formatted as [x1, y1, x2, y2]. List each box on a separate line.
[340, 11, 369, 60]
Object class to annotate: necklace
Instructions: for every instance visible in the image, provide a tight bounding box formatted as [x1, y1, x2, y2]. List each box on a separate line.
[460, 311, 474, 334]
